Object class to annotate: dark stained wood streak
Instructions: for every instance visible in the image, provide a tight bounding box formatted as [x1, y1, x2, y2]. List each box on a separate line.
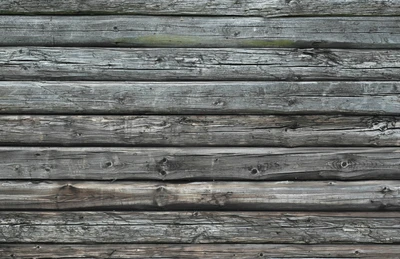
[1, 47, 400, 81]
[0, 181, 400, 211]
[1, 147, 400, 180]
[0, 115, 399, 147]
[1, 81, 400, 115]
[0, 16, 399, 48]
[2, 211, 400, 243]
[2, 244, 400, 258]
[0, 0, 399, 17]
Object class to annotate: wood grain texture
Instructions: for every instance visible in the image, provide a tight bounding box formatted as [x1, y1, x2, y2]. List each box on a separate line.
[3, 244, 400, 258]
[1, 211, 400, 243]
[1, 147, 400, 181]
[1, 181, 400, 211]
[1, 16, 399, 48]
[1, 47, 400, 81]
[0, 0, 399, 17]
[0, 115, 399, 147]
[1, 81, 400, 115]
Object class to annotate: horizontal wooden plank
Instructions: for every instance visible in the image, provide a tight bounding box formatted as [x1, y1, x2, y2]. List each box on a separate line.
[1, 211, 400, 243]
[1, 47, 400, 81]
[1, 181, 400, 211]
[1, 16, 399, 48]
[1, 81, 400, 115]
[2, 147, 400, 180]
[0, 115, 399, 147]
[0, 0, 399, 17]
[2, 244, 400, 258]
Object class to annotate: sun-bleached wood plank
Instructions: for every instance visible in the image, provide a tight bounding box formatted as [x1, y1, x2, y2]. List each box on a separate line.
[1, 16, 399, 48]
[1, 81, 399, 115]
[1, 211, 400, 243]
[0, 0, 399, 17]
[0, 181, 399, 211]
[0, 115, 399, 147]
[1, 47, 400, 81]
[1, 147, 400, 180]
[2, 244, 400, 258]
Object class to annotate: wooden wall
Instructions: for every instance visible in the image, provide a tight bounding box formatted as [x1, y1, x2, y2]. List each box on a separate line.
[0, 0, 400, 258]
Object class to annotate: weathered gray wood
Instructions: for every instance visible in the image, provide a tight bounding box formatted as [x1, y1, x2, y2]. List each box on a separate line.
[1, 16, 399, 48]
[1, 211, 400, 243]
[1, 81, 400, 115]
[0, 181, 399, 211]
[0, 0, 399, 17]
[3, 244, 400, 258]
[2, 147, 400, 180]
[0, 115, 399, 147]
[1, 47, 400, 81]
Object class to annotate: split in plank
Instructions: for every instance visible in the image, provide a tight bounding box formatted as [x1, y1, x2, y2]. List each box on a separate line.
[0, 115, 399, 147]
[1, 47, 400, 81]
[1, 16, 399, 48]
[1, 81, 400, 115]
[1, 147, 400, 180]
[2, 211, 400, 243]
[2, 244, 400, 258]
[0, 0, 399, 17]
[0, 181, 400, 211]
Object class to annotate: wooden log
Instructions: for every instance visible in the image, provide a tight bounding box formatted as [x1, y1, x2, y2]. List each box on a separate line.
[1, 147, 400, 181]
[1, 81, 400, 115]
[0, 0, 399, 17]
[1, 211, 400, 243]
[2, 244, 400, 258]
[0, 181, 400, 211]
[1, 16, 399, 48]
[0, 115, 399, 147]
[1, 47, 400, 81]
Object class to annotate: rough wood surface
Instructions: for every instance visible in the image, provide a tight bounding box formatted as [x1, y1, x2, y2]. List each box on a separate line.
[1, 47, 400, 81]
[1, 181, 400, 211]
[1, 81, 400, 115]
[0, 0, 399, 17]
[1, 16, 399, 48]
[3, 244, 400, 258]
[0, 115, 399, 147]
[1, 147, 400, 181]
[1, 211, 400, 243]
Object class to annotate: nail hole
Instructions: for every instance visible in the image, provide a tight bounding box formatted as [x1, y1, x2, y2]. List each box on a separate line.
[160, 170, 167, 176]
[340, 161, 348, 168]
[113, 26, 119, 31]
[259, 253, 264, 257]
[161, 157, 168, 163]
[251, 168, 258, 174]
[45, 167, 51, 172]
[105, 161, 113, 167]
[35, 153, 41, 157]
[355, 250, 360, 254]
